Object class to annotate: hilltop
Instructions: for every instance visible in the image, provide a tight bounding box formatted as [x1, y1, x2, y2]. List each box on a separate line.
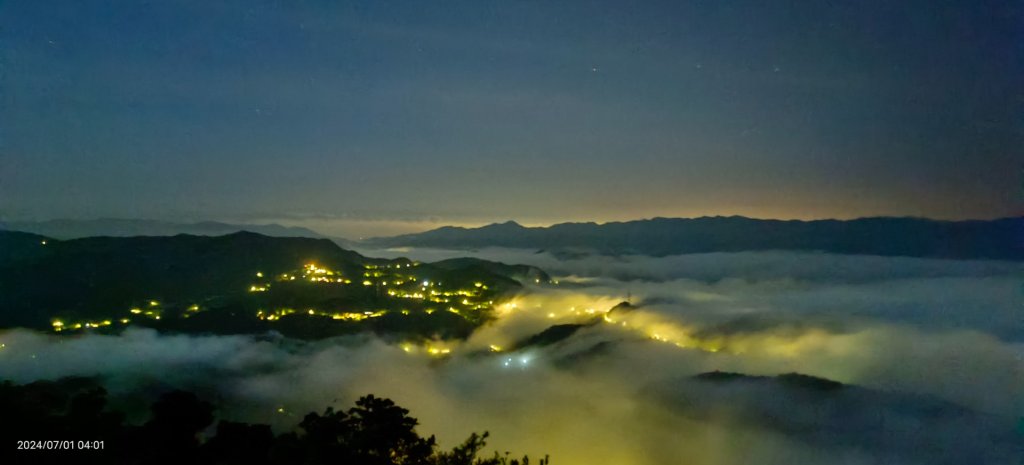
[0, 231, 547, 340]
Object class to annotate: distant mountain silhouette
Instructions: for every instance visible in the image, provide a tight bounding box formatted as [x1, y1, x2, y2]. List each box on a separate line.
[366, 216, 1024, 260]
[2, 218, 325, 240]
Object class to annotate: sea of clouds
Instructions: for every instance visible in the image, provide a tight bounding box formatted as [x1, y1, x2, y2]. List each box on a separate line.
[1, 249, 1022, 464]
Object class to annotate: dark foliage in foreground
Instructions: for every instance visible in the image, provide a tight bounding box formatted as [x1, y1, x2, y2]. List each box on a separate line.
[0, 377, 548, 465]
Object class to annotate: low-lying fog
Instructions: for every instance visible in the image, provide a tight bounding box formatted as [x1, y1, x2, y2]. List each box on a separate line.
[2, 249, 1022, 464]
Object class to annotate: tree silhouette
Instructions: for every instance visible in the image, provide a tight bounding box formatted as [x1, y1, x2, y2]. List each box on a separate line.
[0, 378, 549, 465]
[203, 420, 274, 465]
[131, 390, 215, 464]
[432, 431, 548, 465]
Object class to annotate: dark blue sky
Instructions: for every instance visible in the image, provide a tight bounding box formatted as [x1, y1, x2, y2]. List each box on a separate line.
[3, 0, 1020, 236]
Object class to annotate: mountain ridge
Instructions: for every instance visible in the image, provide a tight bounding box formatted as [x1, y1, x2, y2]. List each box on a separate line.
[1, 218, 326, 240]
[364, 216, 1024, 261]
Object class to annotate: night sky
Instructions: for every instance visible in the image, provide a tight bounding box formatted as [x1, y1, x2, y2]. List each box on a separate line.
[3, 0, 1020, 237]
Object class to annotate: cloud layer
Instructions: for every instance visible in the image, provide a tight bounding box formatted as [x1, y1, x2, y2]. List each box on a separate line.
[1, 249, 1022, 464]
